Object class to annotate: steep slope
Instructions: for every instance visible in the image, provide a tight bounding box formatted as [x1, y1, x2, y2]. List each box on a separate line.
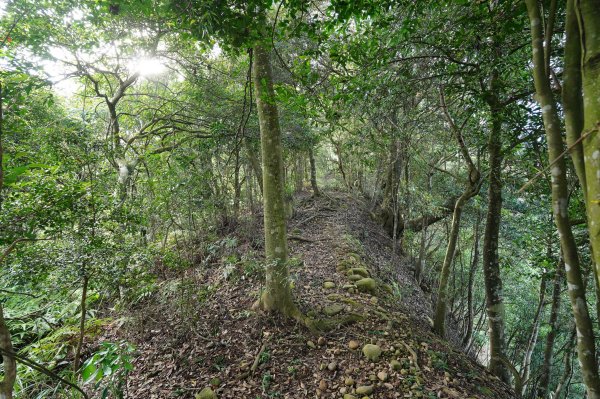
[95, 191, 514, 399]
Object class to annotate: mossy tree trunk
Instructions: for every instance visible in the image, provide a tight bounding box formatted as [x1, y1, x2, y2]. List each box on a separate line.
[526, 1, 600, 396]
[252, 44, 297, 316]
[482, 88, 509, 383]
[463, 209, 481, 347]
[578, 0, 600, 298]
[434, 89, 481, 337]
[433, 189, 474, 337]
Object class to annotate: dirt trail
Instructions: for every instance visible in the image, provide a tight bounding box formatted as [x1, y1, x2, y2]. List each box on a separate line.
[101, 191, 514, 399]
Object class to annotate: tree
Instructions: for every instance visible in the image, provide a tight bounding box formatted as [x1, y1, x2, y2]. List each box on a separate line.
[525, 0, 600, 396]
[252, 43, 298, 316]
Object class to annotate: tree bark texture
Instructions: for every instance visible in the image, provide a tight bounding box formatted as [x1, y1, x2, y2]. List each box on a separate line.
[252, 44, 297, 316]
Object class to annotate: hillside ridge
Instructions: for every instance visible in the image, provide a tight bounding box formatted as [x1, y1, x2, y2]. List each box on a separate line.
[98, 191, 514, 399]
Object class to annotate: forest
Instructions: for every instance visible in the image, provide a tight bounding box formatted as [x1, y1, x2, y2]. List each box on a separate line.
[0, 0, 599, 398]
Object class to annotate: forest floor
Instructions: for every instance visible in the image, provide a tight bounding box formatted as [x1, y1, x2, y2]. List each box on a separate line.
[91, 191, 515, 399]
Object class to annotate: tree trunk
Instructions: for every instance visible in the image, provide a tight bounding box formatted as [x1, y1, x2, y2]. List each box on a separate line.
[554, 328, 576, 399]
[434, 186, 477, 336]
[308, 146, 319, 197]
[481, 97, 509, 382]
[463, 210, 481, 347]
[0, 303, 16, 399]
[519, 273, 546, 396]
[73, 275, 89, 373]
[526, 2, 600, 396]
[578, 0, 600, 307]
[294, 154, 304, 192]
[244, 137, 263, 195]
[233, 139, 242, 220]
[563, 0, 600, 325]
[331, 139, 348, 188]
[252, 44, 297, 316]
[537, 261, 563, 399]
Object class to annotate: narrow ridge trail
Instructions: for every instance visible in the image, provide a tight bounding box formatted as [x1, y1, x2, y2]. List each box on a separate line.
[104, 191, 514, 399]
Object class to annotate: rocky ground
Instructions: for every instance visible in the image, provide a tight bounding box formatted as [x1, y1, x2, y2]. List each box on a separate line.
[92, 191, 515, 399]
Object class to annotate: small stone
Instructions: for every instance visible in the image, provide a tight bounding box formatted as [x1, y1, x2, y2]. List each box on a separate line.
[344, 377, 354, 386]
[195, 387, 217, 399]
[377, 371, 388, 381]
[327, 361, 337, 371]
[390, 360, 401, 371]
[343, 395, 357, 399]
[356, 385, 374, 395]
[318, 336, 326, 346]
[340, 387, 347, 394]
[356, 278, 377, 293]
[362, 344, 382, 362]
[324, 304, 344, 316]
[323, 281, 336, 289]
[307, 341, 316, 349]
[368, 374, 377, 381]
[319, 379, 328, 391]
[343, 284, 356, 290]
[384, 383, 393, 389]
[348, 340, 360, 350]
[369, 297, 378, 305]
[346, 267, 370, 278]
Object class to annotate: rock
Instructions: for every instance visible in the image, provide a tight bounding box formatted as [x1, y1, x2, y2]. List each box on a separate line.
[344, 377, 354, 386]
[390, 360, 402, 371]
[369, 297, 378, 305]
[327, 361, 337, 371]
[347, 268, 370, 278]
[356, 385, 374, 395]
[356, 278, 377, 293]
[343, 395, 357, 399]
[348, 340, 360, 350]
[377, 371, 388, 381]
[368, 374, 377, 381]
[324, 304, 344, 316]
[195, 387, 216, 399]
[323, 281, 336, 289]
[362, 344, 382, 362]
[318, 336, 326, 346]
[319, 379, 328, 391]
[307, 340, 316, 349]
[347, 253, 361, 262]
[348, 274, 363, 282]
